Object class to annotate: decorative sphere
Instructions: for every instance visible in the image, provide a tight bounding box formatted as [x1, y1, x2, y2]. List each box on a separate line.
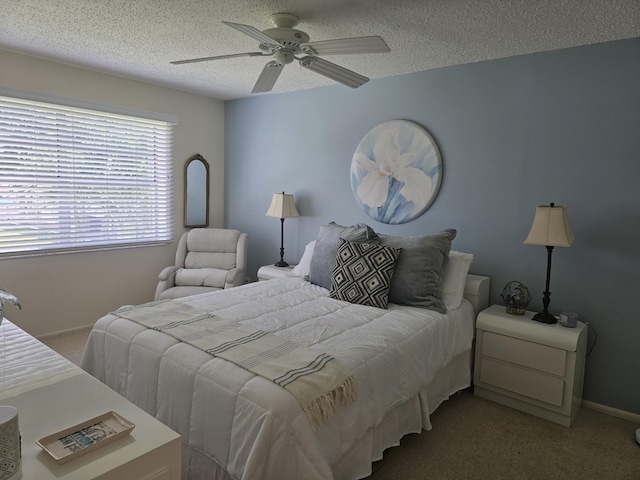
[500, 281, 531, 315]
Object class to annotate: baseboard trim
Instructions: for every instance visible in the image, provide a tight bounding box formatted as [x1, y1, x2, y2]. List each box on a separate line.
[37, 324, 93, 341]
[582, 400, 640, 424]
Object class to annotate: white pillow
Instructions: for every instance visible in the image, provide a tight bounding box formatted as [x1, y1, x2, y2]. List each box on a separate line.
[290, 240, 316, 278]
[442, 250, 474, 310]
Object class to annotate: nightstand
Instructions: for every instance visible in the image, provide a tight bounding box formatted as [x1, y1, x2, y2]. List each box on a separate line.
[257, 264, 295, 281]
[473, 304, 587, 426]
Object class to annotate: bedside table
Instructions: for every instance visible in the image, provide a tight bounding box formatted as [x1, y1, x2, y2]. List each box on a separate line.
[257, 264, 295, 281]
[473, 304, 587, 426]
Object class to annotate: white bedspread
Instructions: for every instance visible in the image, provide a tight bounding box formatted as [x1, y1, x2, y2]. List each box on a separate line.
[81, 277, 475, 480]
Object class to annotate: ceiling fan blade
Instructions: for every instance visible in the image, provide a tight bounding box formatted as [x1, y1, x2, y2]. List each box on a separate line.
[170, 52, 266, 65]
[300, 36, 390, 56]
[252, 61, 285, 93]
[298, 56, 369, 89]
[222, 21, 282, 48]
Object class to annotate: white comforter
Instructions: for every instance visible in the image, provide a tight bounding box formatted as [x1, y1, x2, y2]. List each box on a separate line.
[81, 277, 474, 480]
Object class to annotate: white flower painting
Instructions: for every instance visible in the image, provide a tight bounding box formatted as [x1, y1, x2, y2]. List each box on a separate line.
[350, 120, 442, 224]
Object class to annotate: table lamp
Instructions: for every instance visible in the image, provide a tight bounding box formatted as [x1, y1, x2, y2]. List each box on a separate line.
[265, 192, 299, 267]
[524, 203, 574, 324]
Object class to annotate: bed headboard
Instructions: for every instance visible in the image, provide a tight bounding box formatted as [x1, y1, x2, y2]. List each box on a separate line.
[463, 274, 490, 316]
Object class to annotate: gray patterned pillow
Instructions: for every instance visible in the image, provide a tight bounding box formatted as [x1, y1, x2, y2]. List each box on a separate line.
[329, 239, 401, 309]
[308, 222, 379, 289]
[379, 229, 456, 313]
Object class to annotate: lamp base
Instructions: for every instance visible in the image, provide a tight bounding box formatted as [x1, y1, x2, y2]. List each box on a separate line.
[532, 311, 557, 324]
[274, 261, 290, 267]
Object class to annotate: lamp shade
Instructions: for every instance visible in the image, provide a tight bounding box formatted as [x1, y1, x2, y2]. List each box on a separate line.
[524, 203, 574, 247]
[265, 192, 299, 219]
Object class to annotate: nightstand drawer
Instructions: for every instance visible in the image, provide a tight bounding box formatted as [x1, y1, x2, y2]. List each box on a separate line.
[479, 358, 565, 407]
[483, 331, 566, 376]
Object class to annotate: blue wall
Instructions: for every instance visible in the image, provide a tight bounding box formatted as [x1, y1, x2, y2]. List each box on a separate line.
[225, 38, 640, 414]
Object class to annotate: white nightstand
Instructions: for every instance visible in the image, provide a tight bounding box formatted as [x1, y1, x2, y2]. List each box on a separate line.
[257, 264, 295, 281]
[473, 304, 587, 426]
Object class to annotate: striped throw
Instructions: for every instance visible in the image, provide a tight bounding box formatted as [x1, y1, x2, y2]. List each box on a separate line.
[111, 300, 356, 428]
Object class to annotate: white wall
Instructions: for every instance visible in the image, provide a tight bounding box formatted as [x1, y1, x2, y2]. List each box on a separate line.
[0, 49, 225, 337]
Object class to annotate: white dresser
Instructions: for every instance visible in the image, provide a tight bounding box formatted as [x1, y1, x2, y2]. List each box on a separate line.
[0, 320, 181, 479]
[473, 305, 587, 426]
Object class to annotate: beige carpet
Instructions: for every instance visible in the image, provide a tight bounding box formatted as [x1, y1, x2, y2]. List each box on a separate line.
[368, 390, 640, 480]
[40, 327, 91, 367]
[42, 330, 640, 479]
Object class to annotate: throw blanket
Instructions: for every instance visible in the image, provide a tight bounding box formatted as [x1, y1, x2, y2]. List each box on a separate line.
[112, 300, 356, 428]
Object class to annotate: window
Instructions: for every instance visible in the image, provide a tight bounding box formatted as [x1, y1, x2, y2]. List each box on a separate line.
[0, 95, 173, 256]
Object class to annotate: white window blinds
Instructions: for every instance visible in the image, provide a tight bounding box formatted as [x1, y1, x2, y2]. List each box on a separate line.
[0, 95, 173, 256]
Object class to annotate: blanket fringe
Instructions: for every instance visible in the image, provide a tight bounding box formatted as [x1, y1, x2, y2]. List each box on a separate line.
[304, 375, 357, 430]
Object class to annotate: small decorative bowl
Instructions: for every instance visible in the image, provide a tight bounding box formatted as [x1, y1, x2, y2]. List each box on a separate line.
[500, 281, 531, 315]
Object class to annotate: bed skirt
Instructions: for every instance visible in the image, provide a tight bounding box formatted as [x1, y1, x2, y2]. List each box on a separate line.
[180, 349, 471, 480]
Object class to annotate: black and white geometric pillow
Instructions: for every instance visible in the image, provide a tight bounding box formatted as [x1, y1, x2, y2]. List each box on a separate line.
[329, 238, 401, 309]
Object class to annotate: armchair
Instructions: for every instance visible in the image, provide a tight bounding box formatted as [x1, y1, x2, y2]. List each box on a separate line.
[155, 228, 248, 301]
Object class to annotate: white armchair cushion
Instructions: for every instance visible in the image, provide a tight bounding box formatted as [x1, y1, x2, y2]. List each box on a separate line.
[185, 251, 238, 270]
[175, 268, 228, 288]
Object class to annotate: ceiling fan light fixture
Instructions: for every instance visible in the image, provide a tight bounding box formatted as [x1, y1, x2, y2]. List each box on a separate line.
[273, 49, 294, 65]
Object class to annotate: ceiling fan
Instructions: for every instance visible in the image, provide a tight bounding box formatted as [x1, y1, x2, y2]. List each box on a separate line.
[170, 13, 390, 94]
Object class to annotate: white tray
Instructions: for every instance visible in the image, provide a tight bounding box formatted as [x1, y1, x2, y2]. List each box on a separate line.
[36, 411, 135, 464]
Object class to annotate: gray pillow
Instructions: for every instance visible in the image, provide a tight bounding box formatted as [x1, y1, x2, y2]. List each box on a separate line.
[308, 222, 379, 289]
[379, 229, 456, 313]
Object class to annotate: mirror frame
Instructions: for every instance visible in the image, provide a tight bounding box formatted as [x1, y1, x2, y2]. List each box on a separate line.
[184, 153, 210, 228]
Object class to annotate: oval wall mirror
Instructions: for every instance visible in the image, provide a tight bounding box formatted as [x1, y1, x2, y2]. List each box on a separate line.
[184, 154, 210, 227]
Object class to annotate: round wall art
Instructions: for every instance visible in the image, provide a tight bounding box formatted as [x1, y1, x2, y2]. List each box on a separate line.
[350, 120, 442, 225]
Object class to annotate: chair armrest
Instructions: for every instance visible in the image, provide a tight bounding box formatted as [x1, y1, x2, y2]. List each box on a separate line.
[155, 266, 180, 300]
[224, 268, 247, 289]
[158, 265, 180, 282]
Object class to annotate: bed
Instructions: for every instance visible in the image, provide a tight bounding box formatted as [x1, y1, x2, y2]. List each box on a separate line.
[81, 224, 490, 480]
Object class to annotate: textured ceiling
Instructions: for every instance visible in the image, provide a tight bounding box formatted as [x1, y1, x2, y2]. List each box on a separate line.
[1, 0, 639, 100]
